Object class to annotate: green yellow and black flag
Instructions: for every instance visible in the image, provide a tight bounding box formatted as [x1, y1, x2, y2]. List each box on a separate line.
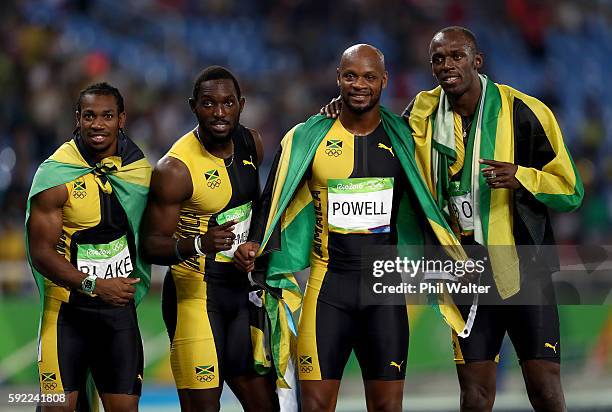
[255, 107, 468, 387]
[25, 136, 152, 411]
[406, 75, 583, 298]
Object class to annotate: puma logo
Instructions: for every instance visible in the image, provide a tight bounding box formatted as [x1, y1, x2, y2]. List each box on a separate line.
[377, 143, 394, 157]
[243, 156, 256, 170]
[544, 342, 558, 353]
[390, 361, 404, 372]
[137, 374, 143, 381]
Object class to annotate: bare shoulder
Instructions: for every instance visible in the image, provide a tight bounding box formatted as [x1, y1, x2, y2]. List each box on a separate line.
[30, 184, 68, 211]
[247, 127, 264, 165]
[155, 155, 189, 177]
[150, 155, 192, 202]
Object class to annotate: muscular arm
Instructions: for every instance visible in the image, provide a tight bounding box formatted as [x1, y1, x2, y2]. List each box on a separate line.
[140, 156, 194, 265]
[28, 185, 86, 290]
[28, 185, 138, 305]
[141, 155, 237, 266]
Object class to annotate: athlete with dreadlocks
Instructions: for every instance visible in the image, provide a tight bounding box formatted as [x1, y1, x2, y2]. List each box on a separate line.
[26, 82, 152, 411]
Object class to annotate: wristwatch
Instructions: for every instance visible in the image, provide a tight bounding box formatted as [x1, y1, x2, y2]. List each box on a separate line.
[81, 275, 97, 295]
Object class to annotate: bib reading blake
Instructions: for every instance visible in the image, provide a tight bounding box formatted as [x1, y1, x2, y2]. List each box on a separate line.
[328, 177, 393, 234]
[77, 235, 133, 279]
[215, 201, 252, 261]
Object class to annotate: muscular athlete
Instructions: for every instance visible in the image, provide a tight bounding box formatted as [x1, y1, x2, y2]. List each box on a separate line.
[237, 45, 430, 412]
[27, 83, 151, 412]
[409, 27, 581, 412]
[321, 28, 582, 412]
[140, 66, 278, 412]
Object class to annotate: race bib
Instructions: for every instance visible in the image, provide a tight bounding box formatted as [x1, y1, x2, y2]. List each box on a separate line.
[448, 181, 474, 235]
[327, 177, 393, 234]
[215, 201, 252, 261]
[76, 235, 133, 279]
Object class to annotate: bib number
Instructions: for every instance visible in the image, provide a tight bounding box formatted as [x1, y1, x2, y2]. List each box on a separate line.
[76, 236, 133, 279]
[448, 181, 474, 235]
[327, 177, 393, 234]
[215, 201, 252, 261]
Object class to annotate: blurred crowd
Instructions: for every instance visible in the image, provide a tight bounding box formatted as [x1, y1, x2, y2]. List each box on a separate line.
[1, 0, 611, 292]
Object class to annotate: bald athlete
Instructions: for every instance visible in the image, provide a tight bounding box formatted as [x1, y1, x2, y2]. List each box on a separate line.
[236, 44, 428, 412]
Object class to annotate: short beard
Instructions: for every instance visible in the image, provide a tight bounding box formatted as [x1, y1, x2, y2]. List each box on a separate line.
[342, 95, 380, 115]
[201, 122, 238, 144]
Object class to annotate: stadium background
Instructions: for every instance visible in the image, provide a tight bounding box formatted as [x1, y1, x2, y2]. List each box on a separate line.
[0, 0, 611, 410]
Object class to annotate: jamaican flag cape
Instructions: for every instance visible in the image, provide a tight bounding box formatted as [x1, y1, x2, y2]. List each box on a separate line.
[25, 137, 151, 410]
[25, 137, 152, 307]
[406, 75, 583, 298]
[257, 107, 467, 387]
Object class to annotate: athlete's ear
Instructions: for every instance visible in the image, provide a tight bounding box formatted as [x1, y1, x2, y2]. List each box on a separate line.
[382, 70, 388, 89]
[336, 67, 341, 87]
[474, 52, 484, 71]
[74, 110, 80, 129]
[118, 111, 126, 129]
[188, 97, 196, 113]
[239, 96, 246, 113]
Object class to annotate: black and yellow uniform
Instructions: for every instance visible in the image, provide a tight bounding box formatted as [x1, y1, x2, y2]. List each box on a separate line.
[161, 125, 262, 389]
[403, 97, 563, 364]
[452, 302, 560, 364]
[293, 120, 417, 381]
[38, 136, 143, 396]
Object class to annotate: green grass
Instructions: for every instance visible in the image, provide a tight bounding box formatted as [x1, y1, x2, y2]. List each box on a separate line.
[1, 296, 609, 384]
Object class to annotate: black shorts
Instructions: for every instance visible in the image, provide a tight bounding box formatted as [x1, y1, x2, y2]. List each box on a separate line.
[38, 294, 143, 395]
[453, 304, 561, 364]
[298, 266, 409, 381]
[162, 270, 262, 389]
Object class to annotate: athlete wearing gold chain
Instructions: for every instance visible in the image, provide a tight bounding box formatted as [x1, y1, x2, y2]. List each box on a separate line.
[141, 66, 278, 412]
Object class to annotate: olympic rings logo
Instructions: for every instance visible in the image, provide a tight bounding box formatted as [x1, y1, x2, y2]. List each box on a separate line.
[72, 191, 87, 199]
[300, 365, 313, 373]
[206, 179, 221, 189]
[325, 148, 342, 157]
[196, 374, 215, 383]
[42, 382, 57, 391]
